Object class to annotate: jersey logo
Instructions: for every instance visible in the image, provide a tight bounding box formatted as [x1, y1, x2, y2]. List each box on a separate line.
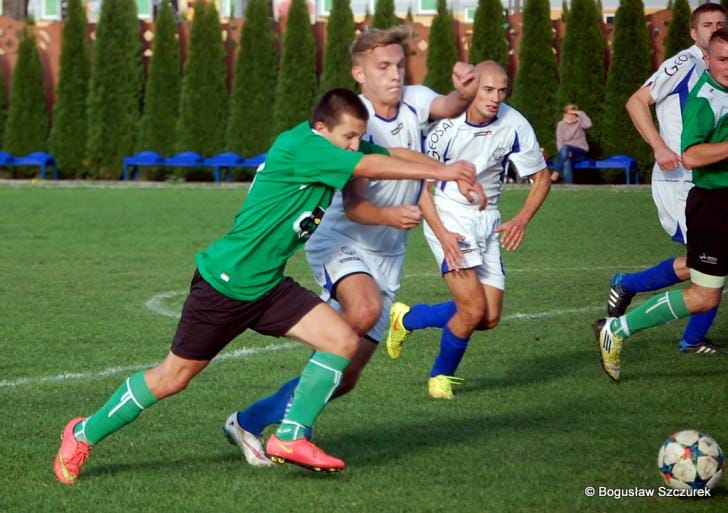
[663, 53, 691, 77]
[390, 122, 404, 136]
[292, 205, 326, 240]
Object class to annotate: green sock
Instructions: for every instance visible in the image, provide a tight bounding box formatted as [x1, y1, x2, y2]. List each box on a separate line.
[73, 371, 158, 445]
[610, 290, 690, 338]
[276, 351, 350, 441]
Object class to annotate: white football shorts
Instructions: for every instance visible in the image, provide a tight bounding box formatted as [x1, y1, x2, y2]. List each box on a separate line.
[423, 202, 505, 290]
[652, 178, 692, 244]
[306, 243, 404, 343]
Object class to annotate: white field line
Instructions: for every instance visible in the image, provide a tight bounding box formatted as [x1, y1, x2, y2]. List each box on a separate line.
[0, 342, 300, 389]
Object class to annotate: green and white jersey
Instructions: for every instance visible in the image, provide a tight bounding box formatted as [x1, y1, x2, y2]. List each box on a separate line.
[196, 121, 388, 301]
[682, 70, 728, 190]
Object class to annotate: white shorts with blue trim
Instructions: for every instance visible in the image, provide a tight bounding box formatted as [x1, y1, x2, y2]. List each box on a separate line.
[306, 243, 404, 343]
[423, 201, 505, 290]
[652, 179, 692, 244]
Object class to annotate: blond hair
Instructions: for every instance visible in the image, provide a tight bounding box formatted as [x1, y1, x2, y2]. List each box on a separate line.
[563, 103, 579, 114]
[349, 26, 412, 64]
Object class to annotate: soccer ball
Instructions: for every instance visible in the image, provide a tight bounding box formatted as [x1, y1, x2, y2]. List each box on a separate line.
[658, 430, 725, 490]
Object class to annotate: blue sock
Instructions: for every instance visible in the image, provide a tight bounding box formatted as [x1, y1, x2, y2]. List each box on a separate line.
[236, 377, 300, 437]
[430, 326, 470, 377]
[682, 307, 719, 345]
[620, 258, 680, 293]
[403, 301, 457, 330]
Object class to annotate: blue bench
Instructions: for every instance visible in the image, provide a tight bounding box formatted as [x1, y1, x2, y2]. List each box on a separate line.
[0, 151, 58, 179]
[573, 154, 640, 184]
[122, 151, 266, 182]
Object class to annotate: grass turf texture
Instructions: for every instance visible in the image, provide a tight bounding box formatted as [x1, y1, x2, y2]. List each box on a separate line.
[1, 183, 726, 513]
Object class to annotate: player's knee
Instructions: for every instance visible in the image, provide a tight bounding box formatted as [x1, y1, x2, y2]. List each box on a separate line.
[345, 301, 381, 335]
[457, 303, 486, 331]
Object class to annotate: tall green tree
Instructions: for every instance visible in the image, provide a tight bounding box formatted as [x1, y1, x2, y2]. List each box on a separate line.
[372, 0, 398, 29]
[561, 0, 569, 21]
[0, 64, 6, 147]
[86, 0, 141, 178]
[226, 0, 277, 156]
[424, 0, 458, 94]
[320, 0, 356, 92]
[4, 23, 48, 157]
[664, 0, 692, 57]
[137, 0, 180, 162]
[177, 1, 228, 156]
[49, 0, 89, 176]
[511, 0, 560, 154]
[722, 0, 728, 13]
[469, 0, 509, 68]
[273, 0, 317, 133]
[557, 0, 606, 149]
[601, 0, 652, 167]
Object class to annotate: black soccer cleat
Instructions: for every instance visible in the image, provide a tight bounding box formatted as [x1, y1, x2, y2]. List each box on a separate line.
[607, 273, 635, 317]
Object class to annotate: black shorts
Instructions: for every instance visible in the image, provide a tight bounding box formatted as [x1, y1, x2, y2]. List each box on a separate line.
[686, 187, 728, 277]
[171, 270, 323, 360]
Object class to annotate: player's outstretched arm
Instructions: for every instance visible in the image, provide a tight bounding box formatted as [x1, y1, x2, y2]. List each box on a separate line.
[385, 147, 486, 210]
[626, 86, 681, 171]
[428, 62, 477, 121]
[418, 186, 465, 270]
[495, 168, 551, 252]
[354, 153, 476, 184]
[342, 177, 422, 230]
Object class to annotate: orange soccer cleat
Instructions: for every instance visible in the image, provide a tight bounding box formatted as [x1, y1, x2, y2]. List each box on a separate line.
[265, 434, 345, 472]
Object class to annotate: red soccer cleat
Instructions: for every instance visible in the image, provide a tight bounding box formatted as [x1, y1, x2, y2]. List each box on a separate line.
[265, 434, 345, 472]
[53, 417, 90, 485]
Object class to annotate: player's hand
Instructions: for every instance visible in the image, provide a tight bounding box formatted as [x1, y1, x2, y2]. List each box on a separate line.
[452, 62, 477, 100]
[439, 230, 466, 270]
[456, 179, 487, 211]
[495, 218, 526, 252]
[385, 205, 422, 230]
[440, 160, 476, 184]
[654, 146, 681, 171]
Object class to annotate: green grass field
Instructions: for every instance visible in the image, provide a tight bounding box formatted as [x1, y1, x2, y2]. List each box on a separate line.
[1, 182, 725, 513]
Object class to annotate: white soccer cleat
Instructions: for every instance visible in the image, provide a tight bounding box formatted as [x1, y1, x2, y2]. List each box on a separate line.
[223, 412, 274, 467]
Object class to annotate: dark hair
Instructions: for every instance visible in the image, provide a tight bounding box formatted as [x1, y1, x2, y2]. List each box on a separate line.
[311, 88, 369, 128]
[691, 2, 727, 28]
[709, 25, 728, 46]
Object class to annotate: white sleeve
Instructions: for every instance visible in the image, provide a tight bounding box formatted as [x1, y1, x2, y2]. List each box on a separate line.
[647, 52, 698, 105]
[508, 117, 547, 178]
[402, 85, 440, 125]
[424, 119, 453, 163]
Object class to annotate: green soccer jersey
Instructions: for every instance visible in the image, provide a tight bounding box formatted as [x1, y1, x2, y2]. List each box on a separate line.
[195, 121, 389, 301]
[681, 70, 728, 189]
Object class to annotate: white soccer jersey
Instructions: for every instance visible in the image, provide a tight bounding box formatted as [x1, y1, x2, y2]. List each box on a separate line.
[425, 104, 546, 210]
[306, 85, 438, 256]
[646, 44, 706, 183]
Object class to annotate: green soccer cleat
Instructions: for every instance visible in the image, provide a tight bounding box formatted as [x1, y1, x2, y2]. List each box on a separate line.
[428, 375, 464, 400]
[386, 302, 412, 360]
[593, 318, 623, 382]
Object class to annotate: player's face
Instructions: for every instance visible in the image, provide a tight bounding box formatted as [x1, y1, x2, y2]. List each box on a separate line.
[691, 12, 727, 53]
[707, 38, 728, 88]
[467, 71, 508, 124]
[315, 113, 367, 152]
[352, 44, 406, 106]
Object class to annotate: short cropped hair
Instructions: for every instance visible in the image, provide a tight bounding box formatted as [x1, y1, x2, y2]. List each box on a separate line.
[709, 25, 728, 46]
[311, 88, 369, 128]
[349, 26, 412, 64]
[691, 2, 727, 28]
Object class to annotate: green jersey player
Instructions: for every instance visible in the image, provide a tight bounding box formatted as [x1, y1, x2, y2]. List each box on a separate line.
[53, 89, 478, 482]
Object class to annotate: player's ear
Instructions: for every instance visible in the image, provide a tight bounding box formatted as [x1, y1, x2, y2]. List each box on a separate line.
[313, 120, 328, 133]
[352, 65, 365, 85]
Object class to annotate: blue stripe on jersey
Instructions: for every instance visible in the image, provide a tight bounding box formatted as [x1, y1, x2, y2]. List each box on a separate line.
[414, 179, 426, 204]
[671, 223, 685, 244]
[440, 258, 450, 274]
[440, 139, 454, 190]
[403, 101, 418, 117]
[500, 132, 520, 177]
[323, 266, 335, 295]
[673, 64, 696, 114]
